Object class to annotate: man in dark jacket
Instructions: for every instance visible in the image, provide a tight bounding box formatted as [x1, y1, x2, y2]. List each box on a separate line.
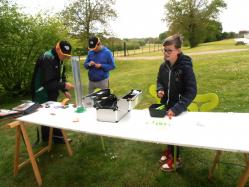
[31, 41, 74, 143]
[84, 36, 115, 93]
[157, 34, 197, 172]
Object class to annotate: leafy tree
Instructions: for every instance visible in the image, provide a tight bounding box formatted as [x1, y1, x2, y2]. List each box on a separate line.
[221, 31, 236, 39]
[204, 20, 223, 42]
[159, 31, 168, 42]
[0, 1, 66, 95]
[61, 0, 117, 46]
[164, 0, 226, 47]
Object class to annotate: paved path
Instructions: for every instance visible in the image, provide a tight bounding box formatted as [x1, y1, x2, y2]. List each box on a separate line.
[116, 48, 249, 61]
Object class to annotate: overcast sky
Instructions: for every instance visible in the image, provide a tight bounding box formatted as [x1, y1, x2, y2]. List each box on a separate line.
[14, 0, 249, 39]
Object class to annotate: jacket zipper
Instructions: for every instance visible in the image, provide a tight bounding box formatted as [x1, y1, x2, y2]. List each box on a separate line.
[166, 64, 171, 106]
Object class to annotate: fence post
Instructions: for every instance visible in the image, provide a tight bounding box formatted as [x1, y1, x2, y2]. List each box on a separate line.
[123, 42, 126, 56]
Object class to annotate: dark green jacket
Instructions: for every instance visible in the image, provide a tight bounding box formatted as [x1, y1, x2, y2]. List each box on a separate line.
[31, 49, 67, 103]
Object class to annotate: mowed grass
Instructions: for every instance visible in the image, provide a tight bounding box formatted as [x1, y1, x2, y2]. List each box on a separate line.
[1, 44, 249, 186]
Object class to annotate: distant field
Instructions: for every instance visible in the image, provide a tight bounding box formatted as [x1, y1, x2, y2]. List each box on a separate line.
[116, 39, 249, 57]
[1, 40, 249, 187]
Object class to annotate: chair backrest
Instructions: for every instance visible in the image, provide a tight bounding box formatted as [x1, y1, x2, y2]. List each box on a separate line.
[148, 84, 160, 104]
[148, 84, 219, 112]
[187, 93, 219, 112]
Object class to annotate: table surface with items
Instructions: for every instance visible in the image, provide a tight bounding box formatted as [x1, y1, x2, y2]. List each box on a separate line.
[18, 101, 249, 153]
[7, 101, 249, 187]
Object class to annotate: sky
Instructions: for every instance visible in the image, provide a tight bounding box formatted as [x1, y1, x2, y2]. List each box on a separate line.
[14, 0, 249, 39]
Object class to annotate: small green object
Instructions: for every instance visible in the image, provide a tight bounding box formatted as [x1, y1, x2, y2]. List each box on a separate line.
[75, 106, 86, 113]
[156, 105, 165, 110]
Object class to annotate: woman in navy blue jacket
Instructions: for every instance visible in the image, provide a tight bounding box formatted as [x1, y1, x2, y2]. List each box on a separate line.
[157, 34, 197, 172]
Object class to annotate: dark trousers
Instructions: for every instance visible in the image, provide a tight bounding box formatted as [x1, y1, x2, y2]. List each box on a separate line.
[41, 126, 64, 143]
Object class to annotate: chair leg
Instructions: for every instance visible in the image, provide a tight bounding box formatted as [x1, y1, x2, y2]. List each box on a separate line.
[208, 150, 222, 180]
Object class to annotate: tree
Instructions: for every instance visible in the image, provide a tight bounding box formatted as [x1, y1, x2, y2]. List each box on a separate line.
[159, 31, 168, 42]
[61, 0, 117, 46]
[164, 0, 226, 47]
[0, 1, 66, 95]
[204, 20, 223, 42]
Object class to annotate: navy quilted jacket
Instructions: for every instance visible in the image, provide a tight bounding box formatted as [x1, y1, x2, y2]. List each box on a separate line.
[156, 53, 197, 116]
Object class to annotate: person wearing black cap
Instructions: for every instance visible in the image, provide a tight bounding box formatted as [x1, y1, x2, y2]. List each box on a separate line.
[84, 36, 115, 93]
[31, 41, 74, 144]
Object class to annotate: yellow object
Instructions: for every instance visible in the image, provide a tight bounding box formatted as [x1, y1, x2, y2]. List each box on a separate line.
[61, 98, 70, 105]
[148, 84, 160, 104]
[187, 93, 219, 112]
[148, 84, 219, 112]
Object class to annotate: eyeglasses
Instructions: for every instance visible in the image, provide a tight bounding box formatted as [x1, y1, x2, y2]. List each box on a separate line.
[162, 48, 176, 54]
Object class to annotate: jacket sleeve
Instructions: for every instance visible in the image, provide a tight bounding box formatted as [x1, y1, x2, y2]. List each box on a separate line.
[84, 53, 91, 69]
[60, 64, 68, 93]
[156, 64, 164, 91]
[101, 51, 115, 72]
[171, 65, 197, 116]
[41, 58, 65, 92]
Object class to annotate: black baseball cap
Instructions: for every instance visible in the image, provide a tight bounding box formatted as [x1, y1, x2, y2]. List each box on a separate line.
[56, 41, 72, 56]
[88, 36, 100, 50]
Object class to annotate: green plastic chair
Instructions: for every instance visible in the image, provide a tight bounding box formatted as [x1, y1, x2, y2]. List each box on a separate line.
[148, 84, 219, 112]
[187, 93, 219, 112]
[148, 84, 219, 170]
[149, 84, 160, 104]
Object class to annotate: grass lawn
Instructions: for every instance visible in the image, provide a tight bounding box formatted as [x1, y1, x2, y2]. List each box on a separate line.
[1, 42, 249, 186]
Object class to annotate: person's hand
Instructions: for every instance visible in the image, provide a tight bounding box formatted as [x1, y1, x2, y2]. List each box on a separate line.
[65, 82, 74, 90]
[89, 61, 96, 66]
[95, 63, 102, 68]
[64, 91, 71, 99]
[166, 109, 175, 120]
[157, 90, 165, 98]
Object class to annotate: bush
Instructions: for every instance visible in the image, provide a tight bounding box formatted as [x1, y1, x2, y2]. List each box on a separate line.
[0, 2, 67, 96]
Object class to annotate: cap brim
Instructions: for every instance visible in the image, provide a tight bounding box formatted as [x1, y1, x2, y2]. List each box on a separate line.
[88, 46, 98, 50]
[61, 52, 71, 57]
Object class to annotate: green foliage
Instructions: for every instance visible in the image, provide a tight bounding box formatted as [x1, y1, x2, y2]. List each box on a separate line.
[204, 20, 223, 42]
[159, 31, 168, 42]
[0, 2, 67, 95]
[222, 32, 236, 39]
[61, 0, 117, 45]
[164, 0, 226, 47]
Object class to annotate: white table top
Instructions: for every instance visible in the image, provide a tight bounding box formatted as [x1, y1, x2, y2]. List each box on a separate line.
[18, 102, 249, 153]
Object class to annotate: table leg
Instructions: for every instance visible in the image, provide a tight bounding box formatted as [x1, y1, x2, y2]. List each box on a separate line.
[14, 125, 21, 176]
[208, 150, 222, 180]
[61, 130, 73, 156]
[20, 123, 42, 186]
[237, 157, 249, 187]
